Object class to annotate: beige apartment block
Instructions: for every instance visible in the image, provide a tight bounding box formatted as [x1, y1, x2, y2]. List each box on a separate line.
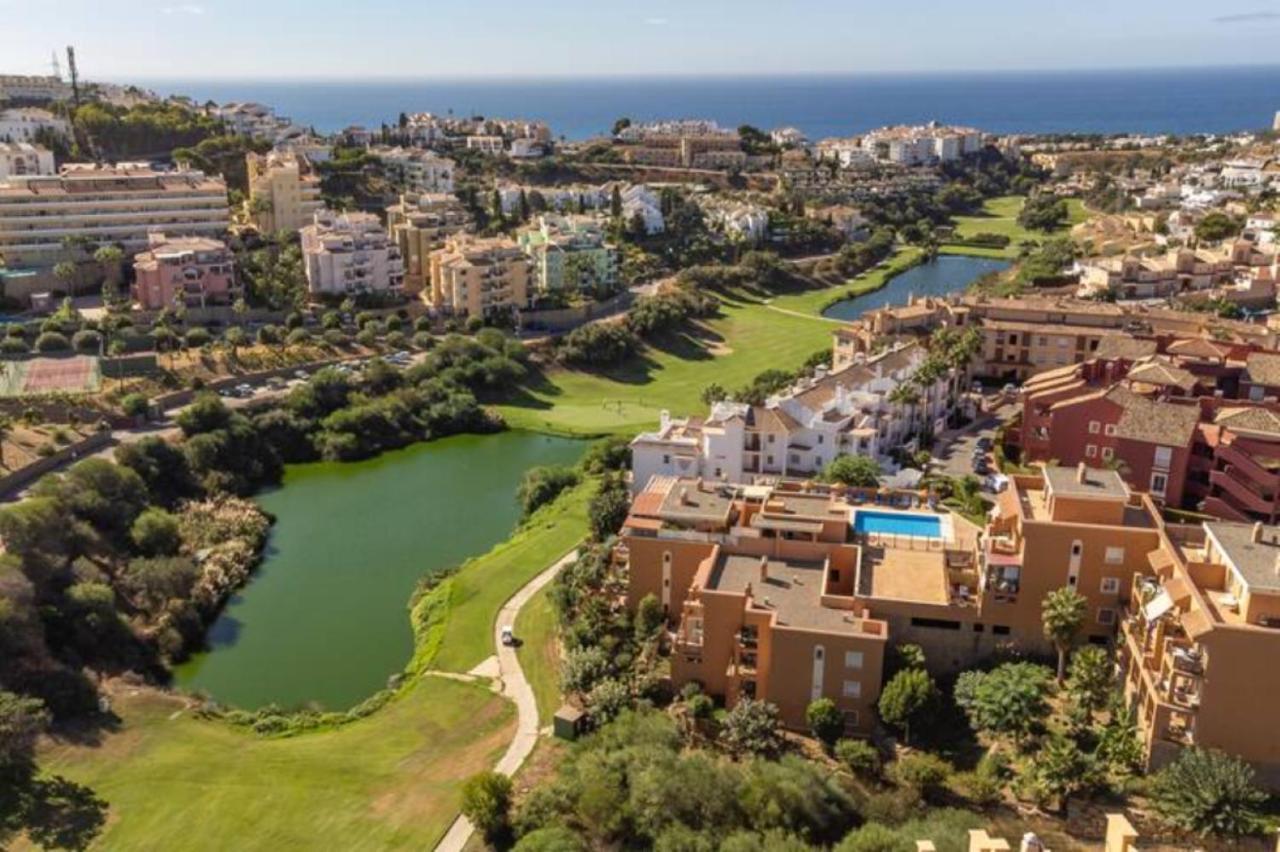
[245, 151, 323, 234]
[427, 233, 531, 318]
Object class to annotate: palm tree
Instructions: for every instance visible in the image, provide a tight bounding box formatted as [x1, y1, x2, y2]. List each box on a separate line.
[1043, 586, 1088, 682]
[53, 261, 78, 293]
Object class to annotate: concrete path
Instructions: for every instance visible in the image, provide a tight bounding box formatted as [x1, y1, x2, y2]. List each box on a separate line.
[434, 547, 580, 852]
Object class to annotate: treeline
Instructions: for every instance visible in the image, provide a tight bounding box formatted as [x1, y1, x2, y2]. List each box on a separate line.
[72, 102, 223, 160]
[173, 134, 272, 194]
[556, 287, 719, 367]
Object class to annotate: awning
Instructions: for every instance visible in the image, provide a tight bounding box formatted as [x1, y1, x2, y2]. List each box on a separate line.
[1144, 588, 1175, 622]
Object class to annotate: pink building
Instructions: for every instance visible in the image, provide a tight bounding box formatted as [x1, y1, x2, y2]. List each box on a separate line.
[131, 233, 239, 310]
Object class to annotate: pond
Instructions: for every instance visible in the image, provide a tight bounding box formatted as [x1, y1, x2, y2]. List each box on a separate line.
[172, 431, 584, 710]
[821, 255, 1011, 322]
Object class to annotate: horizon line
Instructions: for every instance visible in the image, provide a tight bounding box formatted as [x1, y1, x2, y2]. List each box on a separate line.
[120, 61, 1280, 86]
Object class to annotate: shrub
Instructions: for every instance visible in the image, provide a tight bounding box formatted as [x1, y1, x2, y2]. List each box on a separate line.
[0, 336, 28, 354]
[588, 477, 630, 540]
[286, 328, 311, 346]
[355, 328, 377, 347]
[34, 331, 70, 352]
[820, 455, 881, 488]
[686, 693, 714, 720]
[71, 329, 102, 354]
[413, 315, 433, 333]
[557, 323, 637, 366]
[184, 326, 212, 348]
[323, 328, 347, 347]
[256, 324, 282, 345]
[834, 822, 901, 852]
[834, 739, 880, 777]
[385, 330, 408, 350]
[512, 826, 586, 852]
[460, 771, 513, 840]
[954, 769, 1002, 806]
[412, 332, 434, 350]
[587, 678, 631, 724]
[120, 393, 150, 418]
[516, 465, 580, 518]
[878, 668, 938, 744]
[889, 753, 952, 801]
[719, 698, 782, 758]
[806, 698, 844, 749]
[1150, 748, 1267, 837]
[130, 507, 182, 557]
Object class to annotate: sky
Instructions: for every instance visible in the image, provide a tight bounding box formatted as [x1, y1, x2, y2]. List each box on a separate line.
[3, 0, 1280, 80]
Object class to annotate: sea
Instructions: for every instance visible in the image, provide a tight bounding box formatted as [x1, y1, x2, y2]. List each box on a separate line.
[137, 67, 1280, 141]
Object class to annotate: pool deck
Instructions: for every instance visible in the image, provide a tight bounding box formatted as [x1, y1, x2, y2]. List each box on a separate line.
[849, 506, 955, 542]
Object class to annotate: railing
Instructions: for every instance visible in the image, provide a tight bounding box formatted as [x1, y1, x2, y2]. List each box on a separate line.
[1210, 469, 1275, 514]
[1217, 442, 1280, 490]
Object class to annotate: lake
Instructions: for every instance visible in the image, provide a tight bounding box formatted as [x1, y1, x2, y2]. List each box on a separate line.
[172, 431, 584, 710]
[821, 255, 1011, 322]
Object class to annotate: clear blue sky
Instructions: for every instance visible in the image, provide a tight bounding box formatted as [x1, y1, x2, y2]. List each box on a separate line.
[3, 0, 1280, 80]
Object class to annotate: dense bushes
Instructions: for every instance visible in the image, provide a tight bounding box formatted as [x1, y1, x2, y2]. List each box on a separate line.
[517, 465, 580, 518]
[556, 323, 637, 367]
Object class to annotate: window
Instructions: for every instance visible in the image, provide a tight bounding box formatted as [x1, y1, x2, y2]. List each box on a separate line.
[662, 454, 671, 464]
[1086, 444, 1097, 458]
[1105, 547, 1125, 565]
[789, 453, 800, 465]
[1153, 446, 1173, 469]
[993, 625, 1011, 636]
[1009, 334, 1019, 345]
[844, 651, 863, 669]
[767, 455, 774, 464]
[1104, 424, 1118, 436]
[831, 569, 841, 583]
[910, 617, 962, 630]
[714, 467, 722, 478]
[1088, 421, 1100, 434]
[1100, 577, 1121, 594]
[973, 623, 985, 632]
[1038, 336, 1048, 346]
[817, 435, 824, 445]
[767, 434, 775, 444]
[1097, 608, 1117, 626]
[1150, 472, 1168, 496]
[842, 680, 862, 698]
[1102, 447, 1114, 461]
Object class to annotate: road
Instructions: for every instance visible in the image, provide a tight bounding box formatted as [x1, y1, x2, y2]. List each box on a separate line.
[434, 547, 580, 852]
[931, 400, 1018, 480]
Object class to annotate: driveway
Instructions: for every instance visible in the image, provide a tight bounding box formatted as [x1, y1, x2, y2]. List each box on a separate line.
[932, 400, 1018, 480]
[434, 548, 580, 852]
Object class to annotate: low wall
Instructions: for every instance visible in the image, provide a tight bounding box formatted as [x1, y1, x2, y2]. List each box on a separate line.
[0, 430, 113, 499]
[520, 292, 634, 334]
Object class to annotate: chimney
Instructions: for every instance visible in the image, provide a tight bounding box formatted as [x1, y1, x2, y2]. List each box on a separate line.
[1253, 521, 1264, 544]
[679, 486, 689, 505]
[759, 555, 769, 583]
[1077, 462, 1088, 484]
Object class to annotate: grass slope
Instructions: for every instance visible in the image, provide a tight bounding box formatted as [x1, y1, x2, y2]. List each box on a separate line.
[32, 481, 594, 851]
[944, 195, 1087, 258]
[33, 678, 513, 851]
[515, 584, 561, 726]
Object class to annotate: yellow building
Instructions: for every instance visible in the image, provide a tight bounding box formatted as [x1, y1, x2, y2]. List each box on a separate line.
[245, 151, 323, 234]
[386, 193, 472, 296]
[427, 234, 531, 318]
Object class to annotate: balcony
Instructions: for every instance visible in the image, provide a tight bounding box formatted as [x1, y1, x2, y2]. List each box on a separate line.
[1210, 468, 1276, 516]
[1217, 442, 1280, 491]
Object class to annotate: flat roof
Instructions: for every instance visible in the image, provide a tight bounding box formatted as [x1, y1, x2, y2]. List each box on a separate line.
[1206, 522, 1280, 594]
[707, 554, 855, 632]
[658, 481, 735, 525]
[858, 547, 951, 605]
[1042, 465, 1129, 501]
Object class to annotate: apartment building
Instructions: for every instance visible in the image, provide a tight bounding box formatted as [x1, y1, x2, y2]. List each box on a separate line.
[245, 151, 324, 234]
[632, 342, 959, 491]
[516, 214, 617, 294]
[0, 163, 230, 269]
[496, 183, 607, 216]
[300, 210, 404, 297]
[0, 107, 70, 143]
[1077, 247, 1242, 300]
[465, 135, 504, 155]
[374, 147, 455, 194]
[0, 75, 71, 102]
[1119, 519, 1280, 785]
[860, 123, 984, 166]
[621, 464, 1162, 730]
[699, 198, 770, 245]
[427, 233, 531, 317]
[0, 142, 54, 178]
[622, 477, 889, 732]
[212, 102, 305, 143]
[386, 193, 472, 296]
[131, 232, 238, 310]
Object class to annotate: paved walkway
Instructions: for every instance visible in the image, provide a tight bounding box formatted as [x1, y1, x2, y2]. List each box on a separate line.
[434, 547, 580, 852]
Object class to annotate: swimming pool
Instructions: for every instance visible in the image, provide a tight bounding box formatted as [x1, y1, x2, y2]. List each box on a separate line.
[852, 510, 942, 539]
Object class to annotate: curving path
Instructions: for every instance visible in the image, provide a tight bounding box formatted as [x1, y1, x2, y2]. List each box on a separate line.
[435, 547, 580, 852]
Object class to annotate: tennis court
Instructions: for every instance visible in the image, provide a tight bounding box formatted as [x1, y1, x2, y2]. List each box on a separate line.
[0, 356, 102, 397]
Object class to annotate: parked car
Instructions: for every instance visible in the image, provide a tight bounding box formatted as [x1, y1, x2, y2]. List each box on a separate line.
[976, 437, 993, 450]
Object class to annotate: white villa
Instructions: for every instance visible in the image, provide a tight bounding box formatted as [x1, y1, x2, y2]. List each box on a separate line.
[630, 341, 960, 492]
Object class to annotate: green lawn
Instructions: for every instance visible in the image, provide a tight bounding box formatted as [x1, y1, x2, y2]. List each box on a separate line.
[498, 289, 853, 437]
[31, 677, 513, 852]
[515, 584, 561, 726]
[428, 482, 589, 674]
[944, 195, 1087, 258]
[768, 247, 925, 316]
[30, 483, 595, 851]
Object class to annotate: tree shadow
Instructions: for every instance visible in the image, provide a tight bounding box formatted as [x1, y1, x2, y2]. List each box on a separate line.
[19, 774, 108, 852]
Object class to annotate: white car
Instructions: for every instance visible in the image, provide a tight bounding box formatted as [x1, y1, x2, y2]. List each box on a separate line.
[500, 625, 515, 646]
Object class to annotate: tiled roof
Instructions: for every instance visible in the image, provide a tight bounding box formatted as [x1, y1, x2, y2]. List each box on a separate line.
[1108, 386, 1200, 446]
[1215, 407, 1280, 438]
[1166, 337, 1231, 360]
[1125, 360, 1198, 392]
[1095, 336, 1158, 361]
[1245, 352, 1280, 387]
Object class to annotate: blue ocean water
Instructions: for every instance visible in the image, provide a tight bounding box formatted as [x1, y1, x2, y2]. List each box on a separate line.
[139, 67, 1280, 140]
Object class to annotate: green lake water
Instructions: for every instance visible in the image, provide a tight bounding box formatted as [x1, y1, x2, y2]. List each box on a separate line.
[172, 431, 584, 710]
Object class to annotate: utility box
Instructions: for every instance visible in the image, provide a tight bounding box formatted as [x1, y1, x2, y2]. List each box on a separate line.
[553, 704, 585, 741]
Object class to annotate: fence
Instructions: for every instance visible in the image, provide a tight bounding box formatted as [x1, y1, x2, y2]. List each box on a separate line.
[0, 430, 113, 499]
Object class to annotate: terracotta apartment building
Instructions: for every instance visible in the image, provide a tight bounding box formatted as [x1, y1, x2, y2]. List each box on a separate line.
[1119, 518, 1280, 785]
[620, 463, 1164, 731]
[1014, 353, 1280, 523]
